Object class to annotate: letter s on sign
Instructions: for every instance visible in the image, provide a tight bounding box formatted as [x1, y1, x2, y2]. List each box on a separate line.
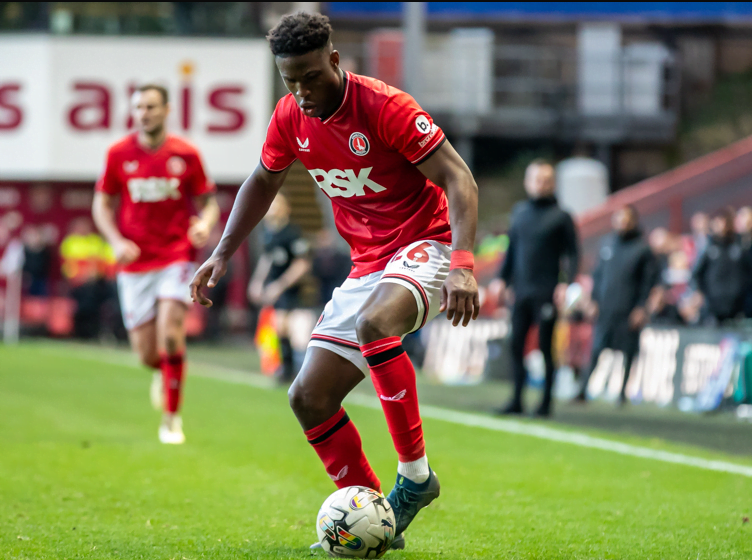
[207, 86, 246, 133]
[0, 84, 23, 130]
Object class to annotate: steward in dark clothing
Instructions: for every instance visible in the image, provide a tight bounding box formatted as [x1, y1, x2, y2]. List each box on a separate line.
[501, 197, 579, 301]
[694, 232, 752, 323]
[575, 217, 658, 403]
[248, 194, 311, 382]
[496, 161, 579, 417]
[263, 222, 309, 310]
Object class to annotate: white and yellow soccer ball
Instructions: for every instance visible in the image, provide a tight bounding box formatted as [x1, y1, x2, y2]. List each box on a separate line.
[316, 486, 395, 558]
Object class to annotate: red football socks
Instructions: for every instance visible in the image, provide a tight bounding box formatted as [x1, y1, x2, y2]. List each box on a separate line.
[161, 352, 185, 414]
[305, 407, 381, 492]
[361, 337, 426, 462]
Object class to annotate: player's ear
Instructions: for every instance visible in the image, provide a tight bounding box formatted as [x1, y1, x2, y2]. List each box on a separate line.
[163, 102, 171, 117]
[329, 49, 340, 70]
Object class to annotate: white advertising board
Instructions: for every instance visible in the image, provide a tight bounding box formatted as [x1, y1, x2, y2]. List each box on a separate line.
[0, 36, 273, 183]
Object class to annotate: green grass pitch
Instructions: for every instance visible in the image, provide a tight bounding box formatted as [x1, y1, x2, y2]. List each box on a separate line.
[1, 342, 751, 559]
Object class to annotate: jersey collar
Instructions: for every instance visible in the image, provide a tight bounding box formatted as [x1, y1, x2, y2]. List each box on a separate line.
[321, 71, 351, 125]
[132, 131, 170, 155]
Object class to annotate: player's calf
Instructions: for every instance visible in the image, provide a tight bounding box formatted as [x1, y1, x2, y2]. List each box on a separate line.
[360, 337, 430, 484]
[289, 348, 380, 491]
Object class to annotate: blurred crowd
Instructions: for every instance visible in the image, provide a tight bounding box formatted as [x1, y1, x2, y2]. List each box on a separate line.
[3, 190, 752, 373]
[644, 207, 752, 326]
[0, 200, 351, 345]
[475, 205, 752, 328]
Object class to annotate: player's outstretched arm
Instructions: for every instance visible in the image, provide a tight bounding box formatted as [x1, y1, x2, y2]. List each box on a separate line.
[92, 192, 141, 265]
[191, 164, 290, 307]
[416, 141, 480, 327]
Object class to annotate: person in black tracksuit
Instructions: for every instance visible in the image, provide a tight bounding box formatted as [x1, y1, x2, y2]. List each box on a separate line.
[248, 194, 311, 381]
[575, 205, 658, 404]
[694, 209, 752, 323]
[496, 160, 579, 417]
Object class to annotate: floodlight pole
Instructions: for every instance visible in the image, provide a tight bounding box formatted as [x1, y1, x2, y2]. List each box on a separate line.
[402, 1, 426, 102]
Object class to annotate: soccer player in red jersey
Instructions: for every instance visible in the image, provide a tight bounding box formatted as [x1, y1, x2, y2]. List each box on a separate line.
[93, 84, 219, 444]
[191, 12, 479, 545]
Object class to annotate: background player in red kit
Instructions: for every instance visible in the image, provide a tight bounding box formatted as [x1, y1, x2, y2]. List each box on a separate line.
[191, 12, 479, 547]
[93, 84, 219, 444]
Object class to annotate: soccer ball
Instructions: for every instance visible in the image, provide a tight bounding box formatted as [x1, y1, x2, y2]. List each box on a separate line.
[316, 486, 395, 558]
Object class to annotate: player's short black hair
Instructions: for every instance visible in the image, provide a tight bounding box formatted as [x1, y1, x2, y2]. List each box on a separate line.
[266, 11, 333, 57]
[137, 84, 169, 105]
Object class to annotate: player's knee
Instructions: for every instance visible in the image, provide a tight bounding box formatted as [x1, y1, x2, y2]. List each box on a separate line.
[288, 381, 337, 424]
[139, 351, 160, 369]
[162, 327, 186, 355]
[354, 311, 392, 344]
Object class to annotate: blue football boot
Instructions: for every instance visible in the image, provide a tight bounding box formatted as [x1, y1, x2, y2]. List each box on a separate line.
[386, 468, 441, 536]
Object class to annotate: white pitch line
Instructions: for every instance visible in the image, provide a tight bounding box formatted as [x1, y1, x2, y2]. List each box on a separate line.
[36, 343, 752, 478]
[344, 393, 752, 478]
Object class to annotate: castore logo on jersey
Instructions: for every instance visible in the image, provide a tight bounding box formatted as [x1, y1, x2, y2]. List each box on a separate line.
[308, 167, 386, 198]
[296, 137, 310, 152]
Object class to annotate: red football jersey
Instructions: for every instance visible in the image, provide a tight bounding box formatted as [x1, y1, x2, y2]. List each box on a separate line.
[96, 133, 215, 273]
[261, 72, 452, 277]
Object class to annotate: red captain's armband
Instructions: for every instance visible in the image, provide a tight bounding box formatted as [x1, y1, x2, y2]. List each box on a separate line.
[450, 250, 474, 271]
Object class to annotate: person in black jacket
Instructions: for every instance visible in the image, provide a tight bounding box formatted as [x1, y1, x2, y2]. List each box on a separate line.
[575, 205, 658, 404]
[494, 160, 579, 417]
[248, 194, 311, 381]
[694, 208, 752, 323]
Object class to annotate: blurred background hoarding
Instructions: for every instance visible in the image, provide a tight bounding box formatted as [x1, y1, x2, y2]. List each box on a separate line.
[0, 36, 272, 183]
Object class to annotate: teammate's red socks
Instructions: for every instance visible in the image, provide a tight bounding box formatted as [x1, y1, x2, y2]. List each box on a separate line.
[361, 337, 426, 463]
[305, 407, 381, 492]
[160, 352, 185, 414]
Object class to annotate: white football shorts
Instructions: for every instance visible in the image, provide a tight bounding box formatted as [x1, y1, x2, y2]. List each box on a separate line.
[309, 239, 451, 373]
[117, 261, 196, 330]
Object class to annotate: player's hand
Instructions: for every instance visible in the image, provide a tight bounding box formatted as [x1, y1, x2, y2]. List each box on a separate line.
[113, 238, 141, 265]
[262, 281, 285, 306]
[440, 268, 480, 327]
[190, 255, 228, 307]
[188, 216, 212, 248]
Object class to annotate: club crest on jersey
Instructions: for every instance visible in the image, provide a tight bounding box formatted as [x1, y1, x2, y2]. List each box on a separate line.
[167, 156, 187, 176]
[123, 160, 139, 173]
[349, 132, 370, 156]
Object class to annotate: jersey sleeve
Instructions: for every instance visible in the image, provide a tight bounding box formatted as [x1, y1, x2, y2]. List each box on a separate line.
[260, 99, 297, 173]
[95, 147, 122, 195]
[377, 92, 446, 165]
[187, 151, 216, 197]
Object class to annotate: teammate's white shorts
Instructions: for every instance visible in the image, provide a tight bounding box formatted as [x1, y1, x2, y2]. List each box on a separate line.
[117, 261, 196, 330]
[309, 240, 451, 374]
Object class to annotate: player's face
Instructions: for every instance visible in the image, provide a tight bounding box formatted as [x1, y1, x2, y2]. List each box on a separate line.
[524, 164, 556, 198]
[131, 89, 169, 135]
[276, 47, 343, 119]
